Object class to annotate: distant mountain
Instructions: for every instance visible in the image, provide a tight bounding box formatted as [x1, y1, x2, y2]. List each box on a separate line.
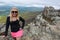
[17, 6, 44, 12]
[0, 5, 44, 16]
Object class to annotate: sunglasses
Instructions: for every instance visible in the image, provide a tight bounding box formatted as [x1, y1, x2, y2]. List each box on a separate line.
[11, 11, 18, 13]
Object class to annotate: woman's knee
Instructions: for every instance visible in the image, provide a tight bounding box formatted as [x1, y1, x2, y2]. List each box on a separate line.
[16, 37, 20, 40]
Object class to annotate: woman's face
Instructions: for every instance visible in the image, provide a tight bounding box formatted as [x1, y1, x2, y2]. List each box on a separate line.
[11, 8, 18, 17]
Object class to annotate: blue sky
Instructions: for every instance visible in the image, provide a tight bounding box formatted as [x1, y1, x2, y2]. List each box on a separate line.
[0, 0, 60, 9]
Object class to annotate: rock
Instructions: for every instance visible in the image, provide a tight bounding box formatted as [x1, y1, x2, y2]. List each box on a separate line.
[40, 33, 53, 40]
[22, 11, 60, 40]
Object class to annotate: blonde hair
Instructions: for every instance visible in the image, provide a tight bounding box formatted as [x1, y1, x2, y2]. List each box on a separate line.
[9, 7, 20, 21]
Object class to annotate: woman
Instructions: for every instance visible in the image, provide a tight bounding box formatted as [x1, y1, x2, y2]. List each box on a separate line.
[4, 7, 25, 40]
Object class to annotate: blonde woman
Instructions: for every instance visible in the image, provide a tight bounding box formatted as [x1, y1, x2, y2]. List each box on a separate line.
[4, 7, 25, 40]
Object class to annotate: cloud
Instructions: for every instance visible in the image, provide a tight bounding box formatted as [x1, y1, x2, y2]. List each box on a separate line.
[0, 0, 60, 9]
[0, 2, 7, 6]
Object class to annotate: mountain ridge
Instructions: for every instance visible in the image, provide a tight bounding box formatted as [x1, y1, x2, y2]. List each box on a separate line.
[0, 5, 44, 16]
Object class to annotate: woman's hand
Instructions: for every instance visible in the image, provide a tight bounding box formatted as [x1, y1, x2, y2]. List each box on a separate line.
[2, 35, 9, 40]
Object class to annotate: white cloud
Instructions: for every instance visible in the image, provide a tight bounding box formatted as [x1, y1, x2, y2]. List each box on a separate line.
[0, 2, 7, 6]
[0, 0, 60, 9]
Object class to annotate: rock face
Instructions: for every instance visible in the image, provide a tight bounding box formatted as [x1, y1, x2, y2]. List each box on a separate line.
[21, 13, 60, 40]
[43, 6, 58, 17]
[42, 6, 60, 25]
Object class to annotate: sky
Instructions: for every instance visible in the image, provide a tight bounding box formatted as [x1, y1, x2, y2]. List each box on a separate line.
[0, 0, 60, 9]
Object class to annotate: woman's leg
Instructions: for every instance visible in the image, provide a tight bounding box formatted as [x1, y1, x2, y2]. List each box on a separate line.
[16, 37, 21, 40]
[13, 37, 16, 40]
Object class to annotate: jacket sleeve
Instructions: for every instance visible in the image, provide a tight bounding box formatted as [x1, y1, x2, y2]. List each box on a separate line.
[19, 17, 25, 29]
[5, 16, 10, 36]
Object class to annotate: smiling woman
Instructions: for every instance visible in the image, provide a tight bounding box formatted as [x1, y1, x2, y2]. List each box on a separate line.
[3, 7, 25, 40]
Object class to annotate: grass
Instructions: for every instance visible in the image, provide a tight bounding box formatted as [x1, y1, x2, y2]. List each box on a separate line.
[0, 16, 6, 23]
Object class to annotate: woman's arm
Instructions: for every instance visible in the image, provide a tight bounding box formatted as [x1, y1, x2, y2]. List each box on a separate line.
[5, 16, 10, 36]
[19, 17, 25, 29]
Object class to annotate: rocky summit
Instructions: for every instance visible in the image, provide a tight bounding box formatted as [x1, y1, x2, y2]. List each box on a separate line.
[0, 6, 60, 40]
[21, 14, 60, 40]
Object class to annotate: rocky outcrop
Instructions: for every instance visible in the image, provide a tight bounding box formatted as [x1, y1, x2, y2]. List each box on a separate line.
[21, 14, 60, 40]
[43, 6, 58, 17]
[42, 6, 60, 25]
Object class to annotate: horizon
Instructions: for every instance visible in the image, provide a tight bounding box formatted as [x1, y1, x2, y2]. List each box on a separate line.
[0, 0, 60, 9]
